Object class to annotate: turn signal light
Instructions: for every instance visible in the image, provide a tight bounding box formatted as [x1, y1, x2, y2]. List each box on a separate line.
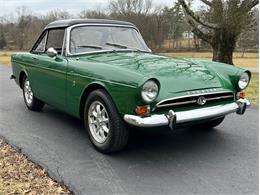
[135, 105, 150, 116]
[237, 91, 246, 99]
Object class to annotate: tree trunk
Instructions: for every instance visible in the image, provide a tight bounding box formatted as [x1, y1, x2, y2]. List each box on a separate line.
[241, 47, 246, 58]
[212, 45, 234, 65]
[211, 30, 236, 65]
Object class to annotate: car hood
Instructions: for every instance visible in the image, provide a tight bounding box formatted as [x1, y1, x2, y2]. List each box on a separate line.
[79, 52, 223, 93]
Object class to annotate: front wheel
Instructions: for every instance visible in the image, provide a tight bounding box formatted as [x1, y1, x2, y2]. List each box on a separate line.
[22, 76, 44, 111]
[84, 89, 129, 153]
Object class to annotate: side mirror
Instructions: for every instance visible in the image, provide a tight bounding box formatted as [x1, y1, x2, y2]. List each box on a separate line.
[47, 47, 57, 58]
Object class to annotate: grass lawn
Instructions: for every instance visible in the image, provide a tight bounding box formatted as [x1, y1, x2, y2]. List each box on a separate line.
[160, 52, 259, 68]
[0, 51, 12, 65]
[1, 51, 257, 68]
[245, 73, 259, 105]
[0, 140, 71, 194]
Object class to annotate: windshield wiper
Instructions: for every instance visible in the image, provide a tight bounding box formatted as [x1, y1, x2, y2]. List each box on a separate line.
[77, 45, 103, 50]
[106, 42, 128, 49]
[106, 42, 148, 53]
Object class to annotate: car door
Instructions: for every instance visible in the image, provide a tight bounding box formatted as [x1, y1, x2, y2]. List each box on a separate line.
[29, 28, 68, 110]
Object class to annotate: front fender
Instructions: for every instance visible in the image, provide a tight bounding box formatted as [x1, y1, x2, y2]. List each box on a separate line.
[81, 80, 140, 116]
[67, 59, 145, 117]
[199, 60, 250, 91]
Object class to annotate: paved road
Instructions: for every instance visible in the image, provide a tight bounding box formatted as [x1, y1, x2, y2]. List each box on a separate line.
[0, 65, 258, 195]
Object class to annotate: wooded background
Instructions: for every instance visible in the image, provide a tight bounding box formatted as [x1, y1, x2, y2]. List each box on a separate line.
[0, 0, 258, 55]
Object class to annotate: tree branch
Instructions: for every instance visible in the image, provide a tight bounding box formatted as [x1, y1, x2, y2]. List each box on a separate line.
[178, 0, 219, 29]
[200, 0, 212, 7]
[240, 0, 259, 12]
[186, 17, 213, 44]
[247, 0, 259, 8]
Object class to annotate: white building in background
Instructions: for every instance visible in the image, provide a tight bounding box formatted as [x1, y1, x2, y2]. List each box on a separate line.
[182, 31, 194, 39]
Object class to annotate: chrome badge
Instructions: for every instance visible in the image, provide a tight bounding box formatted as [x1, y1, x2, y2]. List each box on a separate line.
[197, 96, 206, 105]
[186, 88, 218, 95]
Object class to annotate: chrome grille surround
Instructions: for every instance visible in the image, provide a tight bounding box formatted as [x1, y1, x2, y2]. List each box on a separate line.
[154, 90, 235, 110]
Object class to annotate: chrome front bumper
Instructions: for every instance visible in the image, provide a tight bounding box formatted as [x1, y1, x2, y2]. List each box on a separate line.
[123, 99, 250, 129]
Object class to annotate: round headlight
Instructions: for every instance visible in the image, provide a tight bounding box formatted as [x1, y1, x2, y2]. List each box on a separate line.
[141, 80, 159, 103]
[238, 72, 250, 90]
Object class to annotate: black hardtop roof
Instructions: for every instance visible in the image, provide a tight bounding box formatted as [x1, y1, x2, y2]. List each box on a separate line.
[45, 18, 135, 29]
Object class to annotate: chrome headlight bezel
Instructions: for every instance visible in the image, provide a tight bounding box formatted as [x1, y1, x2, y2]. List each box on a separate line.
[141, 79, 159, 103]
[238, 71, 251, 91]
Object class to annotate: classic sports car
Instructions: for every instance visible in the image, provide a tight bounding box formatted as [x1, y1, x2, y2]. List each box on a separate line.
[11, 19, 251, 153]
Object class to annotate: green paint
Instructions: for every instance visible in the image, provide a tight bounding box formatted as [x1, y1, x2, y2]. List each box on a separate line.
[11, 51, 249, 118]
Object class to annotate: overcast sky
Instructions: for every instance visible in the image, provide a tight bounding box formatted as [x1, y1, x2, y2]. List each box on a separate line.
[0, 0, 177, 17]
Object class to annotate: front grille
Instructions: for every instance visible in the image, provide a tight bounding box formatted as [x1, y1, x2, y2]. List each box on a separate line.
[155, 91, 234, 110]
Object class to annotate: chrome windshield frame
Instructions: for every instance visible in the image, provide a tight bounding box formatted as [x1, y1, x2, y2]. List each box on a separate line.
[65, 23, 151, 56]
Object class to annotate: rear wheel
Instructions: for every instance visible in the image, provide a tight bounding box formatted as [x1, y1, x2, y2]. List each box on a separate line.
[195, 117, 225, 129]
[22, 76, 44, 111]
[84, 89, 129, 153]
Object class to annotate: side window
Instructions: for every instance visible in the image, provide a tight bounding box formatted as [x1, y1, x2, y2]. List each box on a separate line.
[34, 32, 47, 53]
[46, 29, 65, 55]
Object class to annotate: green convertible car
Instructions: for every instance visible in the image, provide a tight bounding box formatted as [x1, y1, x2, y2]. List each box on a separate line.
[11, 19, 251, 153]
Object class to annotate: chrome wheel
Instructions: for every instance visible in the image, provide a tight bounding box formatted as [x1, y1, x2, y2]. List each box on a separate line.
[24, 79, 33, 105]
[88, 101, 110, 143]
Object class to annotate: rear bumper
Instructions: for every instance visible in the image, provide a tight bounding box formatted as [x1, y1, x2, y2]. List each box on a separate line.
[123, 99, 250, 129]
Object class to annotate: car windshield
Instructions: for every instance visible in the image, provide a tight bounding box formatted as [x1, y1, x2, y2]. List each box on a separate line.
[69, 25, 150, 54]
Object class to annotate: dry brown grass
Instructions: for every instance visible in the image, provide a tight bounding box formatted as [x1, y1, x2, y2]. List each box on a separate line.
[0, 56, 11, 65]
[160, 52, 259, 68]
[233, 58, 258, 68]
[1, 51, 259, 68]
[0, 140, 71, 194]
[162, 39, 197, 48]
[160, 51, 258, 58]
[245, 73, 259, 105]
[0, 51, 13, 65]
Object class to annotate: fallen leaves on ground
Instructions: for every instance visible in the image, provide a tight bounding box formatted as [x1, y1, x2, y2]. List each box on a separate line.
[0, 140, 72, 194]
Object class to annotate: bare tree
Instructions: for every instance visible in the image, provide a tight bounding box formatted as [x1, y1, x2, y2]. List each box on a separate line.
[2, 2, 257, 53]
[149, 6, 167, 49]
[0, 30, 6, 49]
[109, 0, 155, 47]
[162, 3, 188, 49]
[15, 7, 33, 50]
[79, 10, 108, 19]
[109, 0, 152, 16]
[43, 9, 72, 23]
[179, 0, 259, 64]
[238, 8, 259, 57]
